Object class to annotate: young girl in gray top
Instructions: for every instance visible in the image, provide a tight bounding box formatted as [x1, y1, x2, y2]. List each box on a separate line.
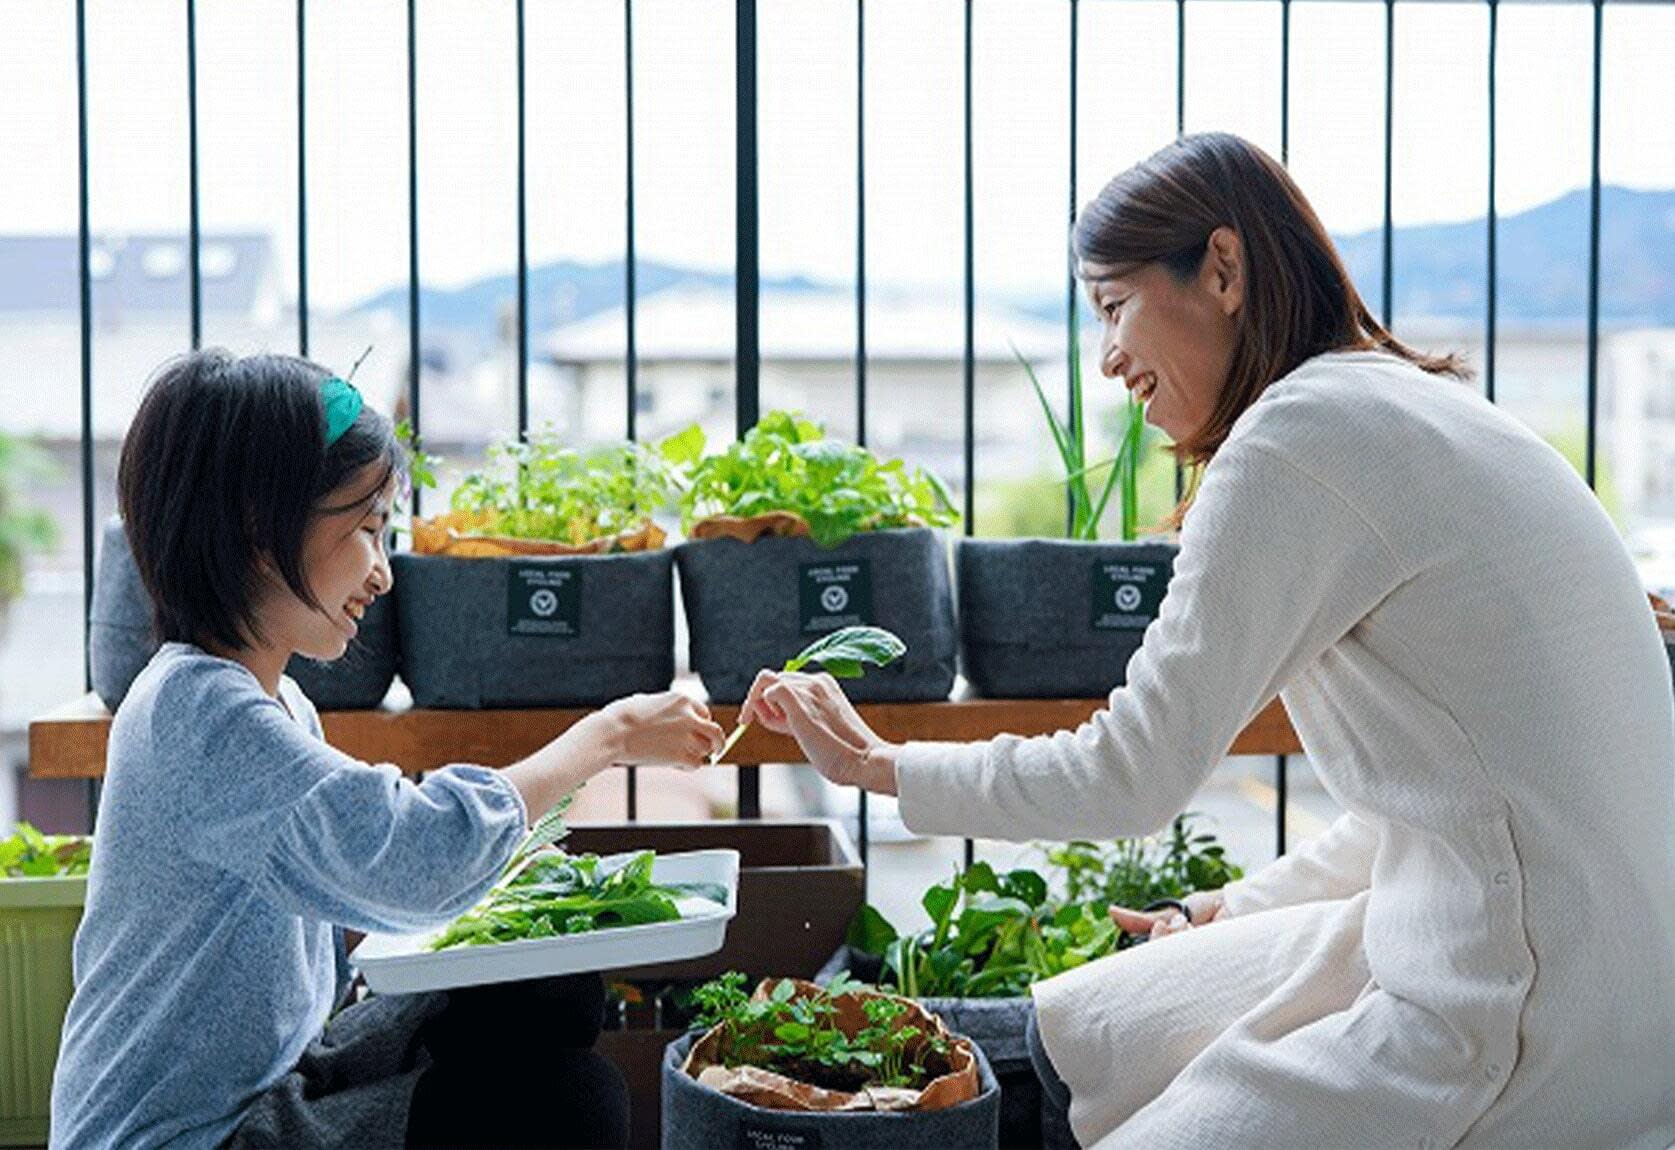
[50, 350, 724, 1149]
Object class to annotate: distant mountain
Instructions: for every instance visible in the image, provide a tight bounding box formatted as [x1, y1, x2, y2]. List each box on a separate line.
[347, 186, 1675, 335]
[349, 258, 825, 334]
[1334, 186, 1675, 327]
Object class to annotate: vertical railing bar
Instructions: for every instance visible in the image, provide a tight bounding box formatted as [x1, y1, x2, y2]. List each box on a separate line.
[78, 0, 98, 828]
[1065, 0, 1079, 538]
[855, 0, 868, 873]
[623, 0, 633, 445]
[1277, 0, 1291, 860]
[856, 0, 867, 452]
[297, 0, 309, 357]
[736, 0, 762, 821]
[625, 0, 640, 822]
[187, 0, 202, 350]
[407, 0, 422, 518]
[1274, 754, 1288, 856]
[1173, 0, 1186, 504]
[1280, 0, 1290, 168]
[516, 0, 529, 442]
[1485, 0, 1497, 403]
[1175, 0, 1185, 141]
[962, 0, 976, 872]
[1584, 0, 1603, 491]
[1382, 0, 1395, 328]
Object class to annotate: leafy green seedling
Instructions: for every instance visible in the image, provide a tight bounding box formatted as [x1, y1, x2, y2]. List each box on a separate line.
[0, 822, 91, 878]
[710, 626, 907, 765]
[680, 411, 956, 548]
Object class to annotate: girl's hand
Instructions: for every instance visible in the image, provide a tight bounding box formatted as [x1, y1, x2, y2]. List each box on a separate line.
[598, 692, 725, 770]
[1109, 890, 1229, 941]
[739, 670, 900, 793]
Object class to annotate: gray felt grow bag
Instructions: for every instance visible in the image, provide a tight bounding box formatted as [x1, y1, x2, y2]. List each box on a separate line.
[88, 517, 399, 711]
[661, 1029, 1000, 1150]
[675, 527, 957, 705]
[958, 538, 1178, 699]
[393, 549, 674, 708]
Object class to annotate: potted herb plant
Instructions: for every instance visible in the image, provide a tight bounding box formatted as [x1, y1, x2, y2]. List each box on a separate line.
[820, 816, 1242, 1149]
[87, 515, 401, 711]
[958, 311, 1179, 698]
[393, 425, 701, 708]
[675, 412, 959, 704]
[1, 823, 92, 1144]
[662, 973, 1000, 1150]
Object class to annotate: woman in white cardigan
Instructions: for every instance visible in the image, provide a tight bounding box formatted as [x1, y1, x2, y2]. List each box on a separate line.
[740, 133, 1675, 1149]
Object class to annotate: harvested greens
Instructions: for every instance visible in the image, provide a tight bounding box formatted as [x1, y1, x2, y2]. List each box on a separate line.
[429, 798, 726, 951]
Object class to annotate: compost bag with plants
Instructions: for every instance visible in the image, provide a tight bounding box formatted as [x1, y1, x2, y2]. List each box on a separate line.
[959, 313, 1179, 699]
[662, 974, 1000, 1150]
[394, 426, 700, 708]
[675, 412, 959, 704]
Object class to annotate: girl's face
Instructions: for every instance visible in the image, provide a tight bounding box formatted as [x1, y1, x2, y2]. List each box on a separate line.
[264, 463, 397, 662]
[1081, 226, 1245, 443]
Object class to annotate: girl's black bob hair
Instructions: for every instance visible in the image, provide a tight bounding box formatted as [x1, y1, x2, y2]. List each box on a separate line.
[117, 348, 406, 653]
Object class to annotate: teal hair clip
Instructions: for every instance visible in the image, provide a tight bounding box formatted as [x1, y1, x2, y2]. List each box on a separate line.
[320, 376, 364, 447]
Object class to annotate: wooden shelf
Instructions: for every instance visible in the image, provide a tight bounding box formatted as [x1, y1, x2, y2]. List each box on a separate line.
[27, 688, 1300, 780]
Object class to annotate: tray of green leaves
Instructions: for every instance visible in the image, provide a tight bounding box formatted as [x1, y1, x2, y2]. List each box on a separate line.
[354, 802, 740, 994]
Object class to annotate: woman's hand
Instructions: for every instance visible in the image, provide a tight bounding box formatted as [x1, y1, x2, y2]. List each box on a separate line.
[1109, 889, 1229, 941]
[597, 692, 726, 770]
[739, 670, 901, 794]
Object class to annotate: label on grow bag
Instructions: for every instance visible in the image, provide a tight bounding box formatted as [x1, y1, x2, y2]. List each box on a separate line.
[507, 566, 582, 638]
[736, 1122, 824, 1150]
[799, 559, 873, 634]
[1091, 558, 1167, 631]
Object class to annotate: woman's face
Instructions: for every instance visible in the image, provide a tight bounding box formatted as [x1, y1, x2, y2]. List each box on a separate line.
[1081, 226, 1244, 443]
[264, 463, 397, 662]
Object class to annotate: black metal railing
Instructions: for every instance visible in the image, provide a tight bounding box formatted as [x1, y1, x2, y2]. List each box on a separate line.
[61, 0, 1651, 867]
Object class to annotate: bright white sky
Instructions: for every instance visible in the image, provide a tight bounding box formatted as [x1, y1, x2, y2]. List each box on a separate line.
[1, 0, 1672, 310]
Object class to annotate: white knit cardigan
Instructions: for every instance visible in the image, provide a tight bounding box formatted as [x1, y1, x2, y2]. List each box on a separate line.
[896, 350, 1675, 1149]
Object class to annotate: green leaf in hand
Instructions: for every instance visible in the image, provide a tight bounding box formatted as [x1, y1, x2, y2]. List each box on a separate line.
[782, 626, 906, 675]
[711, 626, 907, 764]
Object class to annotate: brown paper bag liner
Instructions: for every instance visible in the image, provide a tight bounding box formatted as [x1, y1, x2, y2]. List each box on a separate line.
[688, 511, 933, 545]
[681, 979, 980, 1114]
[688, 512, 813, 543]
[411, 510, 665, 557]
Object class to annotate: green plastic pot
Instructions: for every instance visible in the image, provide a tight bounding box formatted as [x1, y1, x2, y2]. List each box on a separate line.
[0, 875, 85, 1146]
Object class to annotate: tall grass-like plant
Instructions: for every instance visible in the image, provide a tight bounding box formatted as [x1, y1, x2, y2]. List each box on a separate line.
[1012, 304, 1145, 541]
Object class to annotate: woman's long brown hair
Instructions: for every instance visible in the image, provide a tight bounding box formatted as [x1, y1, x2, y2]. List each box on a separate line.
[1073, 132, 1468, 525]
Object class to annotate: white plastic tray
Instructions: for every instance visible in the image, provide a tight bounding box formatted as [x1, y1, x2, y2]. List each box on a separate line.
[354, 848, 740, 995]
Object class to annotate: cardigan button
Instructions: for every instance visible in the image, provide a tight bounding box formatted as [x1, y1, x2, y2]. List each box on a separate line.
[1486, 1062, 1502, 1079]
[1492, 871, 1511, 886]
